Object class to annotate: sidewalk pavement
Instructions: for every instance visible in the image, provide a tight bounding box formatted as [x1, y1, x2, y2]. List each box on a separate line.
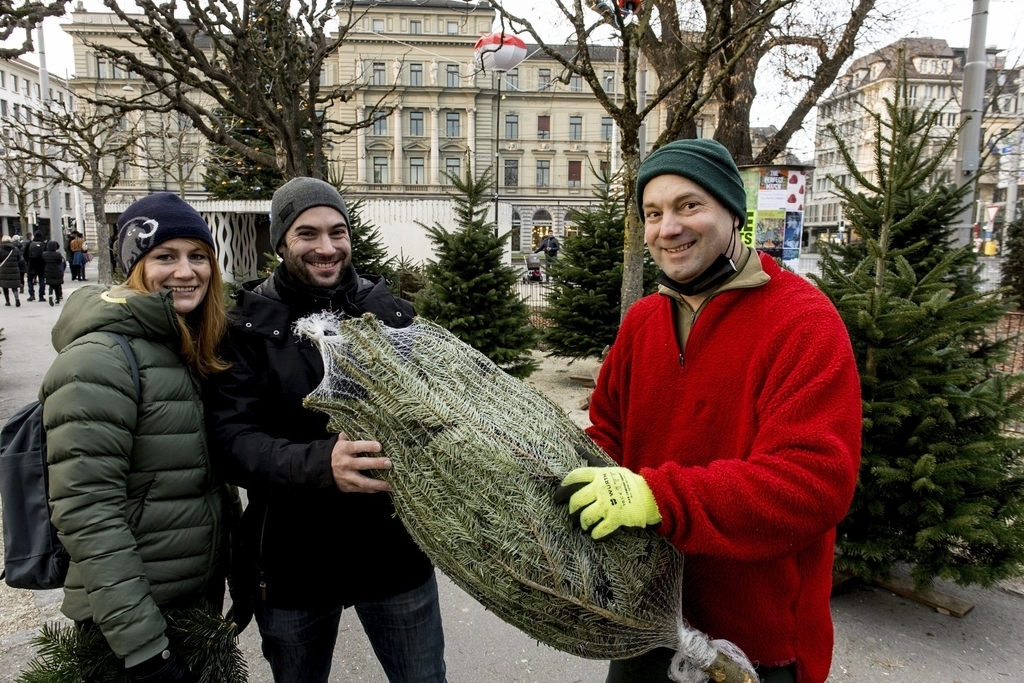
[1, 281, 1023, 682]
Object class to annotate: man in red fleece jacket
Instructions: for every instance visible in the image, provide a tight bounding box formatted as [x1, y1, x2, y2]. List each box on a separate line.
[557, 139, 862, 683]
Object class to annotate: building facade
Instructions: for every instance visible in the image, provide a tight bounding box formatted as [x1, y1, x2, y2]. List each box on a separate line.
[0, 57, 78, 239]
[61, 1, 683, 257]
[806, 37, 1021, 253]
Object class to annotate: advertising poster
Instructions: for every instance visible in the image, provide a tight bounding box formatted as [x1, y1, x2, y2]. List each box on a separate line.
[739, 167, 806, 267]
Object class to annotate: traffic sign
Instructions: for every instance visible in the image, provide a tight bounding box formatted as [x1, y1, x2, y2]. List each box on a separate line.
[987, 204, 1001, 224]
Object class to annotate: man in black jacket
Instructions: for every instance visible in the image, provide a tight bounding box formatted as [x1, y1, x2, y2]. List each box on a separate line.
[205, 178, 446, 683]
[24, 230, 47, 301]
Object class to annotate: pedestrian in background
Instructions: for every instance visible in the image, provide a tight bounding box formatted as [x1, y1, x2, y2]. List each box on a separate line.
[24, 230, 47, 301]
[42, 240, 66, 305]
[1, 235, 24, 307]
[69, 231, 85, 281]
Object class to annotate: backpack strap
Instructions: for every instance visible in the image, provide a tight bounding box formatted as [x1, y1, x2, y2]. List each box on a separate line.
[100, 332, 141, 402]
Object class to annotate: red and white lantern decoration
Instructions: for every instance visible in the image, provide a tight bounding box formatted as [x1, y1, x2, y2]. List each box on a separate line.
[474, 31, 527, 73]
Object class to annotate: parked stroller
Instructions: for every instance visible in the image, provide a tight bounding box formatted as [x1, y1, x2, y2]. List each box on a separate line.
[523, 253, 543, 283]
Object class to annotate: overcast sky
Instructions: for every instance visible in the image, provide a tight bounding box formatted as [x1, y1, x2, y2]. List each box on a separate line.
[10, 0, 1024, 161]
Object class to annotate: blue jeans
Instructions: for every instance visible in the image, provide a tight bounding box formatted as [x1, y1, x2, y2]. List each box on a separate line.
[27, 273, 44, 298]
[254, 574, 447, 683]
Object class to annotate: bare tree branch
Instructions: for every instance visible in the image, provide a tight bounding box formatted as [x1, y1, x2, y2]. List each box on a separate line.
[0, 0, 67, 60]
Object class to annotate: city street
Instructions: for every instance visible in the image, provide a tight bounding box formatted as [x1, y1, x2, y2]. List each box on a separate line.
[2, 281, 1024, 682]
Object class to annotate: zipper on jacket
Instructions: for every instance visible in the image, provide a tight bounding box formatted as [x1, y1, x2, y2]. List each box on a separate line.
[258, 503, 269, 602]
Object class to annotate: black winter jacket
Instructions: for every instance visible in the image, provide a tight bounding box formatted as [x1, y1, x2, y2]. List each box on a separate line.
[0, 242, 24, 288]
[204, 265, 432, 608]
[43, 241, 65, 285]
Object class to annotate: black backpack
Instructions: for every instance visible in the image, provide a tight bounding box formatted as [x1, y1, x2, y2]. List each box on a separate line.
[28, 240, 45, 261]
[0, 332, 140, 589]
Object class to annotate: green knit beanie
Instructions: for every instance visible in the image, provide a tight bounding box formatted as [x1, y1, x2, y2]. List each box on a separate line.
[635, 139, 747, 221]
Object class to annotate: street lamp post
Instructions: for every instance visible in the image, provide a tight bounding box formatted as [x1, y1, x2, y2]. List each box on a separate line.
[474, 32, 526, 236]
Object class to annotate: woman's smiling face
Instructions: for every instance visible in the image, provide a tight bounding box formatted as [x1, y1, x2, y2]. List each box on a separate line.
[140, 238, 212, 315]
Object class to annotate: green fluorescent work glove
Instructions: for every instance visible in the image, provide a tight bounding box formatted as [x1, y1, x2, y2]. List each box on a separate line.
[556, 467, 662, 540]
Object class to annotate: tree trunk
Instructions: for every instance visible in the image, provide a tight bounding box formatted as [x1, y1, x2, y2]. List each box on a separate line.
[713, 51, 759, 165]
[619, 124, 645, 320]
[90, 177, 112, 286]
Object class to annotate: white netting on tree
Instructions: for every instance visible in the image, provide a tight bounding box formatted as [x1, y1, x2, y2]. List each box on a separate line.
[296, 313, 756, 683]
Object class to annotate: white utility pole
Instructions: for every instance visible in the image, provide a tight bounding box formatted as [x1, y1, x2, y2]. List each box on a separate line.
[36, 25, 63, 240]
[953, 0, 989, 247]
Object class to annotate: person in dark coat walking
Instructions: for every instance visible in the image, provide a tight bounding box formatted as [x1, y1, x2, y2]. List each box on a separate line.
[42, 240, 66, 305]
[0, 235, 25, 306]
[204, 177, 447, 683]
[24, 230, 47, 301]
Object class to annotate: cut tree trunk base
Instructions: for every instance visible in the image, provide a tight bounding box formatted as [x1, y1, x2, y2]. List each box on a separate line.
[831, 571, 975, 617]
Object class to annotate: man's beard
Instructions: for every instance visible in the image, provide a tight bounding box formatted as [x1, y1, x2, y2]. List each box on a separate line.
[280, 249, 348, 289]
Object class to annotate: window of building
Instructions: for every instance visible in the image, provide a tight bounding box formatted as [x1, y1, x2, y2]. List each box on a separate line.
[0, 71, 5, 88]
[570, 73, 583, 92]
[532, 210, 552, 249]
[9, 75, 16, 92]
[599, 159, 611, 179]
[937, 85, 946, 100]
[445, 157, 461, 183]
[446, 64, 460, 88]
[372, 18, 384, 32]
[43, 193, 48, 209]
[96, 58, 107, 79]
[947, 112, 957, 126]
[410, 20, 422, 34]
[600, 117, 613, 141]
[536, 159, 550, 187]
[695, 118, 704, 139]
[372, 61, 386, 85]
[447, 21, 458, 35]
[372, 111, 388, 135]
[410, 63, 423, 86]
[505, 114, 518, 139]
[569, 115, 582, 141]
[538, 68, 551, 90]
[0, 100, 6, 117]
[409, 110, 424, 136]
[410, 157, 425, 184]
[907, 85, 918, 104]
[373, 156, 389, 184]
[12, 103, 19, 121]
[504, 159, 519, 186]
[505, 68, 518, 89]
[446, 111, 460, 137]
[64, 192, 71, 210]
[568, 160, 582, 187]
[33, 83, 40, 99]
[603, 70, 615, 92]
[511, 212, 522, 251]
[537, 115, 550, 139]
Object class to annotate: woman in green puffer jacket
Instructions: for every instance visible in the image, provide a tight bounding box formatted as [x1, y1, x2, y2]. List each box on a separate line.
[40, 194, 231, 683]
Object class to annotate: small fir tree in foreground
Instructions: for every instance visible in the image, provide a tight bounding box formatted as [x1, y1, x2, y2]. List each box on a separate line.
[1000, 217, 1024, 308]
[416, 169, 539, 378]
[814, 82, 1024, 588]
[347, 197, 395, 282]
[542, 179, 658, 360]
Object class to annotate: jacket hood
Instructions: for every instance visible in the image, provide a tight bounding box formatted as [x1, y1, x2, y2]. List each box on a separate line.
[51, 284, 182, 353]
[46, 240, 60, 251]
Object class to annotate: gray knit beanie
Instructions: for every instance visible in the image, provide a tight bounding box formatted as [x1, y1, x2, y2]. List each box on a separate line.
[270, 177, 351, 249]
[116, 193, 215, 276]
[635, 139, 747, 221]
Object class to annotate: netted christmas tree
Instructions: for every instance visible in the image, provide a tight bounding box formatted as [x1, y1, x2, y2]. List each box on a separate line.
[542, 176, 659, 360]
[416, 168, 539, 378]
[1000, 217, 1024, 308]
[814, 78, 1024, 588]
[296, 313, 757, 683]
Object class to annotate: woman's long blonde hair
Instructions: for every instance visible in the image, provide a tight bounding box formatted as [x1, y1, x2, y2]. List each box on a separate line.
[125, 238, 229, 378]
